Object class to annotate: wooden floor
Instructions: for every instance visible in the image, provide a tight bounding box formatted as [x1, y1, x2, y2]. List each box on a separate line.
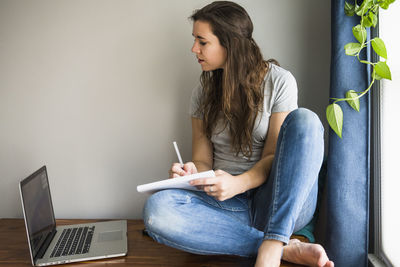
[0, 219, 307, 267]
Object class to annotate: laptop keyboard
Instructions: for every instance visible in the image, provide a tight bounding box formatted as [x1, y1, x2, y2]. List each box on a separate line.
[50, 226, 95, 258]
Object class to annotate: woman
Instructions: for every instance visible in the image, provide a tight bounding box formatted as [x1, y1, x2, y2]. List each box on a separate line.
[143, 2, 334, 267]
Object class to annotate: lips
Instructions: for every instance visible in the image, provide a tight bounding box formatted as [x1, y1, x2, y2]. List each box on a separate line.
[197, 58, 205, 64]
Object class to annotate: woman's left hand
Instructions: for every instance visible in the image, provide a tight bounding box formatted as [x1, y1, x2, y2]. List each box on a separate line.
[189, 169, 245, 201]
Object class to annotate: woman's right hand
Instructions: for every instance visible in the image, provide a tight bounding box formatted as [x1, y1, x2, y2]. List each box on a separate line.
[169, 162, 198, 178]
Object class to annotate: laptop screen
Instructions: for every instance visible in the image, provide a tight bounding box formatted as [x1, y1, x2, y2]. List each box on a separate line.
[20, 166, 56, 259]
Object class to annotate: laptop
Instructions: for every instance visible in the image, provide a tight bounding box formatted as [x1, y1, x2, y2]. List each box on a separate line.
[19, 166, 128, 266]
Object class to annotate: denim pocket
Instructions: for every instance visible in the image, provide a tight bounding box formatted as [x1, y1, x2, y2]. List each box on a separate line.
[191, 192, 249, 212]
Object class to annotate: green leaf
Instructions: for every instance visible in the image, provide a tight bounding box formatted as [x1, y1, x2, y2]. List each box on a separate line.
[375, 61, 392, 80]
[326, 103, 343, 139]
[344, 42, 362, 56]
[379, 2, 389, 9]
[362, 13, 374, 27]
[372, 69, 383, 80]
[352, 24, 367, 43]
[356, 0, 373, 15]
[355, 4, 362, 15]
[345, 1, 355, 16]
[378, 0, 388, 9]
[354, 3, 360, 15]
[369, 11, 378, 27]
[371, 37, 387, 59]
[379, 0, 395, 9]
[346, 90, 360, 112]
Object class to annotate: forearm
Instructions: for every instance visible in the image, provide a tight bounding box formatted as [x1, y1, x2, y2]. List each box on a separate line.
[237, 154, 274, 192]
[191, 117, 214, 173]
[192, 159, 213, 173]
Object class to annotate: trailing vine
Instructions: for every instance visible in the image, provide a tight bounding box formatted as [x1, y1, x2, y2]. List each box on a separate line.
[326, 0, 395, 138]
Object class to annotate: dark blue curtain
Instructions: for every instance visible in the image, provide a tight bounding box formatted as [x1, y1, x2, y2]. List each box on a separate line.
[323, 1, 370, 266]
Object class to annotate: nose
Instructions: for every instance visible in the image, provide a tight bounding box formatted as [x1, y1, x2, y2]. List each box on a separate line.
[191, 41, 200, 54]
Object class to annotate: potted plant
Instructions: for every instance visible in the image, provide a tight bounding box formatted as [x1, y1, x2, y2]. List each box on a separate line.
[326, 0, 395, 138]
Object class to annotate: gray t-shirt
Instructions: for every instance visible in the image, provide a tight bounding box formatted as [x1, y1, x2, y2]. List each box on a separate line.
[189, 64, 298, 175]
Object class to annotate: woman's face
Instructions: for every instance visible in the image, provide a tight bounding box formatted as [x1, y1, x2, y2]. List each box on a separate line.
[191, 20, 227, 71]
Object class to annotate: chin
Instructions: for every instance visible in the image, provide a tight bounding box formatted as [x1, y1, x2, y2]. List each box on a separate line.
[201, 66, 218, 72]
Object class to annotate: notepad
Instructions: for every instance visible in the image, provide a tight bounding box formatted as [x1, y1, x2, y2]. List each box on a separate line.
[137, 170, 215, 194]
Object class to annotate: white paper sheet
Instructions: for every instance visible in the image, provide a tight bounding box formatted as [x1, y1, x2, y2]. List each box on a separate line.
[137, 170, 215, 194]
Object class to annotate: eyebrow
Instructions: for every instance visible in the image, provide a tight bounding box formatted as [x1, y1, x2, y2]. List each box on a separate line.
[192, 33, 206, 40]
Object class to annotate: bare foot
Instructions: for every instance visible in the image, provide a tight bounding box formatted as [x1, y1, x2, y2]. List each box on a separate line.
[282, 239, 334, 267]
[255, 239, 283, 267]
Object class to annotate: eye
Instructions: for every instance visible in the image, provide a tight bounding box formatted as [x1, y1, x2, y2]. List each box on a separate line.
[199, 41, 207, 46]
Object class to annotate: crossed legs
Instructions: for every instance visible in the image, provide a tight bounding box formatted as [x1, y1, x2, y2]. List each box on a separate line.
[143, 109, 334, 266]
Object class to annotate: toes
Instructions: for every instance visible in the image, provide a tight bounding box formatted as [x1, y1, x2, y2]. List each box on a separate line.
[283, 240, 332, 267]
[288, 238, 301, 245]
[314, 245, 332, 267]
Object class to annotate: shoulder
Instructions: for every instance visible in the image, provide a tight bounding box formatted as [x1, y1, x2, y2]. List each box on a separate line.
[192, 83, 203, 94]
[266, 64, 297, 86]
[191, 84, 204, 103]
[189, 84, 204, 118]
[263, 64, 298, 112]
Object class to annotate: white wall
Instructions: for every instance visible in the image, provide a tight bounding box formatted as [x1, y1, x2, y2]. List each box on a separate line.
[380, 5, 400, 266]
[0, 0, 330, 219]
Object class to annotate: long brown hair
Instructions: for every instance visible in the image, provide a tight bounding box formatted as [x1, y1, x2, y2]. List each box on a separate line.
[190, 1, 276, 157]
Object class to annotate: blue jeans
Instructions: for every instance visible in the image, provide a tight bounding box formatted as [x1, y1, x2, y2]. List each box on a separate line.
[142, 108, 324, 257]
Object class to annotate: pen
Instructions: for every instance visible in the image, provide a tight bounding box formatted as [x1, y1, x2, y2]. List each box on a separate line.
[173, 141, 184, 167]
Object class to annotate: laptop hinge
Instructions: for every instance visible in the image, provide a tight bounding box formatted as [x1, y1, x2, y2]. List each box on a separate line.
[35, 229, 57, 260]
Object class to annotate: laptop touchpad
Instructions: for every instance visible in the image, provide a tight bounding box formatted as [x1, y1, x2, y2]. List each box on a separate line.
[98, 230, 123, 242]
